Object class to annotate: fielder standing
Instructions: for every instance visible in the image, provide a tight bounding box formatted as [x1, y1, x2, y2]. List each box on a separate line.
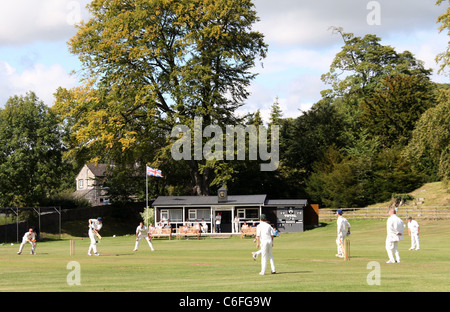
[17, 228, 37, 255]
[255, 214, 276, 275]
[386, 208, 404, 263]
[407, 216, 420, 251]
[134, 221, 154, 251]
[88, 217, 103, 256]
[335, 209, 351, 258]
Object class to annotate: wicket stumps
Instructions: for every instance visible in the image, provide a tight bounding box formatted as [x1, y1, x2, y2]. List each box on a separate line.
[344, 239, 350, 260]
[70, 239, 75, 256]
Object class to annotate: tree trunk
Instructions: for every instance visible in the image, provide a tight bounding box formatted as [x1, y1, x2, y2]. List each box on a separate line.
[189, 160, 210, 196]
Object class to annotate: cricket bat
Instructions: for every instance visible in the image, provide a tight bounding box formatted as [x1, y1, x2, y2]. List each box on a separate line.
[95, 231, 102, 240]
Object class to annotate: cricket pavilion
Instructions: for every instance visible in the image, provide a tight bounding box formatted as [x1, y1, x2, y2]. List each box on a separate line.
[152, 187, 319, 234]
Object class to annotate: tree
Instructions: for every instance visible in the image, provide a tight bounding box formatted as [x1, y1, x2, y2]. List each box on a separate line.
[404, 88, 450, 181]
[282, 99, 346, 177]
[322, 28, 431, 99]
[306, 145, 424, 208]
[304, 29, 435, 207]
[360, 73, 436, 147]
[269, 97, 283, 125]
[436, 0, 450, 75]
[56, 0, 268, 196]
[0, 92, 69, 207]
[320, 29, 433, 155]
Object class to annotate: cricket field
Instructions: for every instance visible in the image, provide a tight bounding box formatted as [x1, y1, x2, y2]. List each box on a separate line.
[1, 219, 450, 292]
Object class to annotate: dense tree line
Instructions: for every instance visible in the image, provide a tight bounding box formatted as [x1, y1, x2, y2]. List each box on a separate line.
[0, 0, 448, 208]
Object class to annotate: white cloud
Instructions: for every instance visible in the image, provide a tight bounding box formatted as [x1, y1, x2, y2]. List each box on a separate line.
[253, 0, 446, 48]
[0, 0, 91, 46]
[246, 0, 449, 122]
[0, 60, 77, 106]
[384, 31, 449, 83]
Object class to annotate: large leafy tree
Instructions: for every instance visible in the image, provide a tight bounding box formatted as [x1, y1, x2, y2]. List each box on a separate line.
[360, 73, 436, 147]
[303, 29, 435, 207]
[56, 0, 267, 196]
[436, 0, 450, 75]
[0, 92, 69, 207]
[404, 88, 450, 181]
[322, 28, 432, 99]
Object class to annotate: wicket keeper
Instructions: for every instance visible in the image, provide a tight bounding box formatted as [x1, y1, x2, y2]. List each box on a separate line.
[134, 222, 154, 251]
[88, 217, 103, 256]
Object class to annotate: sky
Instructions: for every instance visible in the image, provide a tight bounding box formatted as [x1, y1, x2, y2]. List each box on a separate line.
[0, 0, 448, 123]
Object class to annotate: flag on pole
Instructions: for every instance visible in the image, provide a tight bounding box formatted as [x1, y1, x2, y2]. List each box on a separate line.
[146, 166, 163, 177]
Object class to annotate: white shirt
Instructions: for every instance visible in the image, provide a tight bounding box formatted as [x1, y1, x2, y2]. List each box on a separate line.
[256, 221, 274, 243]
[136, 225, 149, 236]
[387, 214, 404, 242]
[89, 219, 102, 232]
[22, 231, 35, 242]
[215, 215, 221, 225]
[337, 216, 350, 236]
[408, 220, 419, 234]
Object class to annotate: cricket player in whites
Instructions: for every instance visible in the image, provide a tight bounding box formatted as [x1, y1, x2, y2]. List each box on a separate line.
[134, 222, 154, 251]
[17, 228, 37, 255]
[256, 214, 276, 275]
[386, 208, 404, 263]
[407, 216, 420, 250]
[88, 217, 103, 256]
[336, 210, 351, 258]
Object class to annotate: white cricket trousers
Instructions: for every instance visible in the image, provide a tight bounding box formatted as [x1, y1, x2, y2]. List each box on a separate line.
[386, 239, 400, 262]
[336, 235, 345, 256]
[18, 240, 36, 254]
[410, 233, 420, 250]
[88, 230, 98, 255]
[134, 235, 154, 251]
[259, 240, 275, 275]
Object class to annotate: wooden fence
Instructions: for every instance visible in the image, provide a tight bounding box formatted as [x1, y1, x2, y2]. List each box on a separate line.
[319, 206, 450, 222]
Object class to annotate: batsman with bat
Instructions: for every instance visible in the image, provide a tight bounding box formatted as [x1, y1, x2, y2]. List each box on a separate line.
[335, 210, 351, 258]
[88, 217, 103, 256]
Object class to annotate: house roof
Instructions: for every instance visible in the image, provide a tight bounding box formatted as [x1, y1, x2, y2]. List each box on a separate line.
[87, 163, 108, 177]
[152, 194, 267, 207]
[152, 195, 308, 207]
[264, 199, 308, 206]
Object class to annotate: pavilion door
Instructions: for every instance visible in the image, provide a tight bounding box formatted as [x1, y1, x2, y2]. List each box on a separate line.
[217, 211, 232, 233]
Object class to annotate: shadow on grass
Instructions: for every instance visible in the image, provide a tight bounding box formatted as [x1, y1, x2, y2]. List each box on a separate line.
[274, 271, 313, 275]
[304, 222, 329, 232]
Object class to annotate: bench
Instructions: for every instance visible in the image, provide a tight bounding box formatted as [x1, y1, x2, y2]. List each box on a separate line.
[150, 228, 172, 240]
[240, 227, 257, 238]
[176, 227, 200, 240]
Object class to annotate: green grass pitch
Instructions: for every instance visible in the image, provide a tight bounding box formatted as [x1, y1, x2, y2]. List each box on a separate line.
[1, 219, 450, 292]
